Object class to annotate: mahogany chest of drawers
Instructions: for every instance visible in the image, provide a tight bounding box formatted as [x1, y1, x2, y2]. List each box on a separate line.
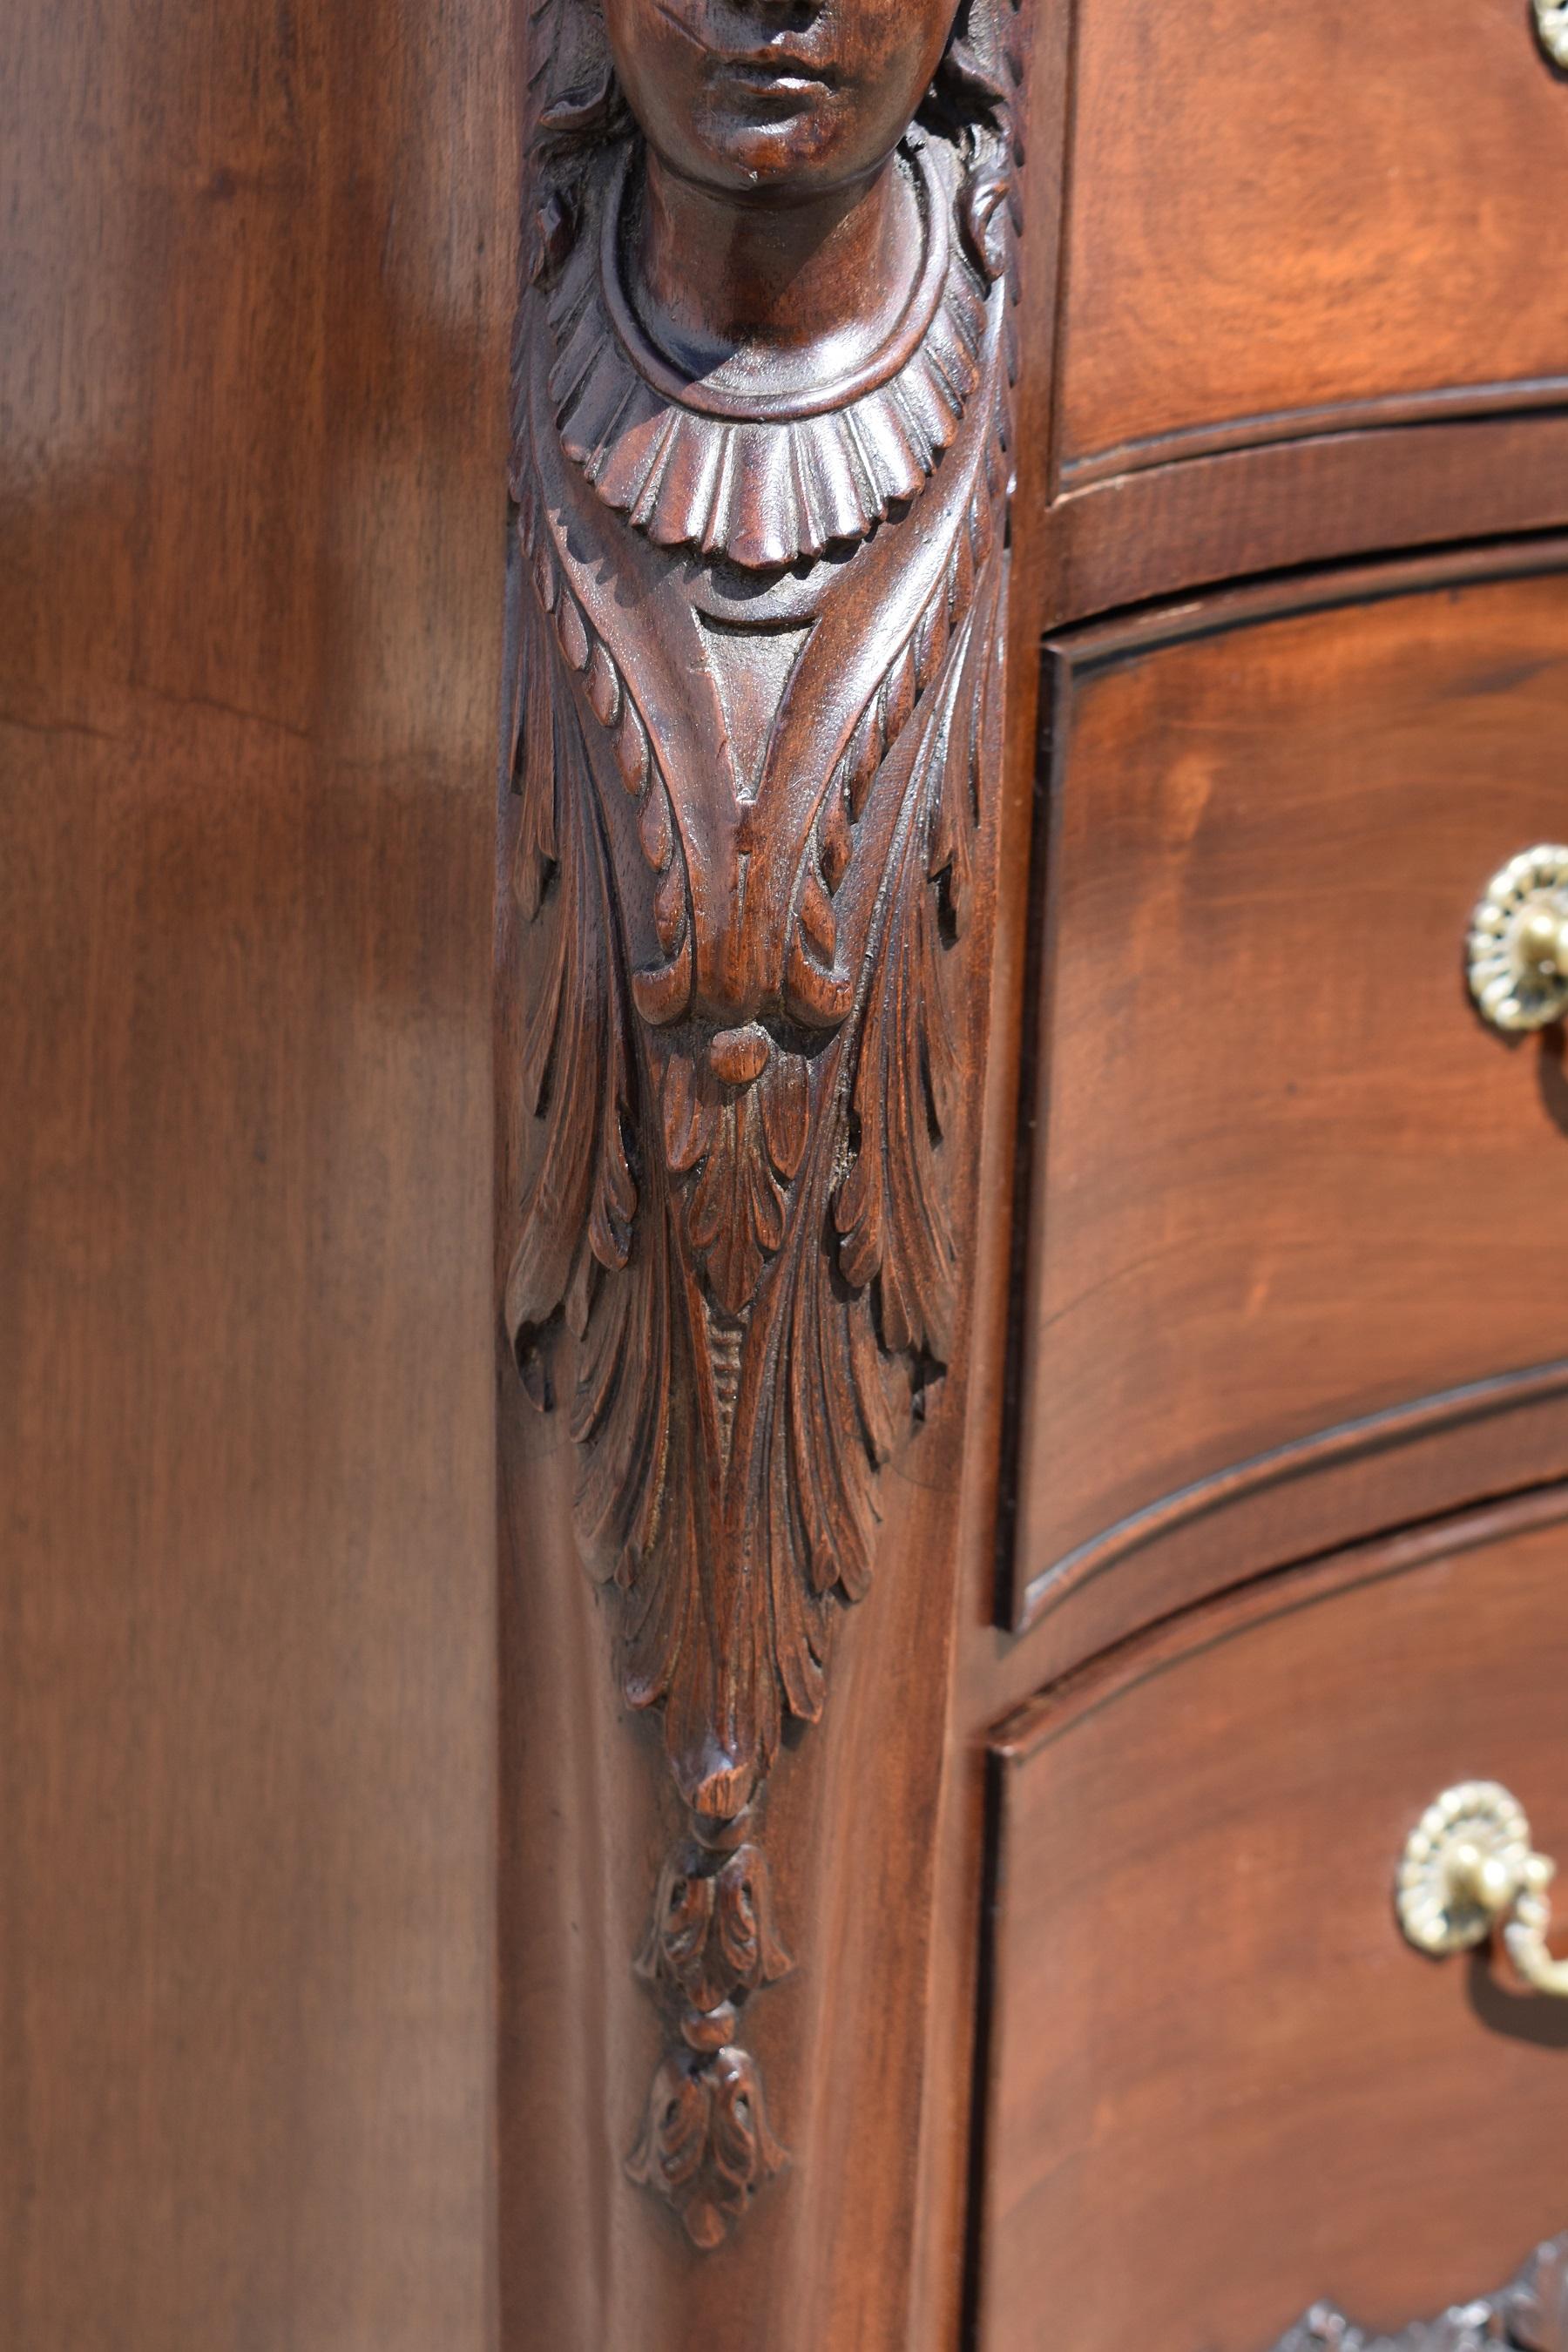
[6, 1, 1567, 2347]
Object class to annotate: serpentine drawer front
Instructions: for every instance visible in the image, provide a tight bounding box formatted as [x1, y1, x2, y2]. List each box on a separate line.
[975, 1491, 1568, 2352]
[1054, 0, 1568, 488]
[1002, 552, 1568, 1660]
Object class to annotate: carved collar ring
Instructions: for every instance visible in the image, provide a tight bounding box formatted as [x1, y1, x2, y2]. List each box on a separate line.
[547, 138, 996, 572]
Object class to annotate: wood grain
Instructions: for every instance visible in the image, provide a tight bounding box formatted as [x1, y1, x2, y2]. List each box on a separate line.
[978, 1489, 1568, 2352]
[0, 0, 511, 2341]
[1004, 552, 1568, 1646]
[1057, 0, 1568, 479]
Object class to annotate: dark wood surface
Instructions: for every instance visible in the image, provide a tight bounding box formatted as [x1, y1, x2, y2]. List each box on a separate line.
[1001, 551, 1568, 1647]
[978, 1489, 1568, 2352]
[1053, 0, 1568, 482]
[0, 0, 510, 2341]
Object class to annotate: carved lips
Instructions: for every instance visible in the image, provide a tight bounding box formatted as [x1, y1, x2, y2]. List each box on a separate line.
[653, 2, 842, 85]
[649, 0, 842, 140]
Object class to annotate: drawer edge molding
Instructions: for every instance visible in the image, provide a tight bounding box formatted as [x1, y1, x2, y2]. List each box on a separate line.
[1265, 2231, 1568, 2352]
[1060, 375, 1568, 493]
[1037, 416, 1568, 630]
[995, 1482, 1568, 1767]
[1016, 1358, 1568, 1633]
[499, 0, 1034, 2258]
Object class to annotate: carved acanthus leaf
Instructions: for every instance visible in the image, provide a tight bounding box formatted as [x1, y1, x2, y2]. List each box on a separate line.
[507, 306, 1010, 1817]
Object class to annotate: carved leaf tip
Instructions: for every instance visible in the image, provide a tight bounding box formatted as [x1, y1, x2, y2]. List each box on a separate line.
[626, 2045, 787, 2253]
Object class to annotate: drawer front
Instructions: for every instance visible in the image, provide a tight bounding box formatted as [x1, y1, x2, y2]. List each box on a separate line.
[1058, 0, 1568, 484]
[1005, 553, 1568, 1651]
[978, 1492, 1568, 2352]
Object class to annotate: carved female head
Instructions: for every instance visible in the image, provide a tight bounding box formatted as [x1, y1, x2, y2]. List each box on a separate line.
[601, 0, 965, 199]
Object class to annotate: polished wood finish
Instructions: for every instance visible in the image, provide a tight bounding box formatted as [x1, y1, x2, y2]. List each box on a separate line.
[499, 1399, 981, 2350]
[1004, 551, 1568, 1645]
[498, 1, 1568, 2325]
[978, 1490, 1568, 2352]
[0, 0, 509, 2342]
[1055, 0, 1568, 480]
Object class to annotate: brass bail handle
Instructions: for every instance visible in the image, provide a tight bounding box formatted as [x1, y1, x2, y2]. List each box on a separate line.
[1468, 846, 1568, 1035]
[1538, 0, 1568, 69]
[1397, 1781, 1568, 1998]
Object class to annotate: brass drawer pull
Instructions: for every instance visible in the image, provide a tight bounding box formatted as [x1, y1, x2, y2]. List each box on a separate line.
[1538, 0, 1568, 68]
[1397, 1781, 1568, 1997]
[1469, 845, 1568, 1033]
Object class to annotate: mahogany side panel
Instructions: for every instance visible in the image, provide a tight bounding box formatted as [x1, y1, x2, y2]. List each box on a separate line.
[979, 1490, 1568, 2352]
[0, 0, 511, 2342]
[907, 3, 1074, 2337]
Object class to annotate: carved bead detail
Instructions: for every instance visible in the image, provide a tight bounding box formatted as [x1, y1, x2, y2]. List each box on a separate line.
[625, 1824, 794, 2249]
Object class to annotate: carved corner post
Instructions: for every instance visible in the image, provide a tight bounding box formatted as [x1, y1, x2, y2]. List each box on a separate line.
[500, 0, 1026, 2256]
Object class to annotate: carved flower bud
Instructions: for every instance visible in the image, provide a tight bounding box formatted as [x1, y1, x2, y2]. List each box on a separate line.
[635, 1839, 793, 2014]
[625, 2048, 787, 2254]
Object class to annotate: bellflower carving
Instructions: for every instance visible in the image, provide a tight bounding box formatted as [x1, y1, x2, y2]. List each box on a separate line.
[504, 0, 1025, 2244]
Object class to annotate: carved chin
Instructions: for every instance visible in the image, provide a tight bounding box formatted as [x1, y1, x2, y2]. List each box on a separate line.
[686, 85, 849, 187]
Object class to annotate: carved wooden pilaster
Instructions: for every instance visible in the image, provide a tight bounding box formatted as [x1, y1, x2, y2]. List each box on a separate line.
[503, 0, 1025, 2247]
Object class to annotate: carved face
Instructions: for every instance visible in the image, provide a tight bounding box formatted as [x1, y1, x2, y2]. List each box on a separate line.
[603, 0, 963, 198]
